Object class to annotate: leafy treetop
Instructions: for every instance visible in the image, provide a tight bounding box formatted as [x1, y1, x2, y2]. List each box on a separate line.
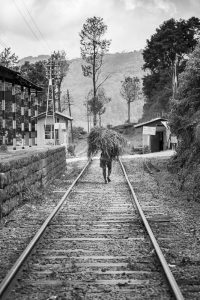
[120, 76, 141, 123]
[169, 41, 200, 143]
[141, 17, 200, 121]
[0, 47, 19, 69]
[80, 16, 111, 76]
[143, 17, 200, 73]
[80, 16, 111, 126]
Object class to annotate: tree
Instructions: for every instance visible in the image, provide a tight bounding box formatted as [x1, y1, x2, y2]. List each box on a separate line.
[0, 47, 19, 69]
[0, 47, 19, 128]
[96, 88, 111, 126]
[120, 76, 140, 123]
[143, 17, 200, 73]
[169, 42, 200, 144]
[86, 87, 111, 127]
[20, 60, 48, 113]
[142, 17, 200, 119]
[142, 69, 172, 120]
[51, 50, 69, 112]
[20, 60, 48, 86]
[168, 41, 200, 196]
[80, 16, 111, 126]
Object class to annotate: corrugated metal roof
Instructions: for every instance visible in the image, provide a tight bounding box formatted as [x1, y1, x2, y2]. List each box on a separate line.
[35, 111, 73, 121]
[0, 65, 43, 91]
[134, 117, 168, 128]
[56, 111, 73, 121]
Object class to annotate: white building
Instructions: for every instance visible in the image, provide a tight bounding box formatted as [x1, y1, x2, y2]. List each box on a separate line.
[134, 117, 177, 152]
[30, 112, 73, 147]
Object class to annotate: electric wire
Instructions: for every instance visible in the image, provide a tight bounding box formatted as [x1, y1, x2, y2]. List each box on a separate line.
[0, 37, 8, 49]
[13, 0, 43, 44]
[20, 0, 51, 54]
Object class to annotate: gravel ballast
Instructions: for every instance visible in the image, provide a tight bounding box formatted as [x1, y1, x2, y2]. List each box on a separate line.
[0, 155, 200, 299]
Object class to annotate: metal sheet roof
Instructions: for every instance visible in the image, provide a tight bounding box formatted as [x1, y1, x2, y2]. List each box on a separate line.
[134, 117, 168, 128]
[35, 111, 73, 121]
[0, 65, 43, 91]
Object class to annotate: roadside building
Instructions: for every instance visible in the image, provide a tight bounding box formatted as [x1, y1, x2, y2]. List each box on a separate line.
[134, 117, 175, 152]
[31, 111, 73, 147]
[0, 65, 42, 149]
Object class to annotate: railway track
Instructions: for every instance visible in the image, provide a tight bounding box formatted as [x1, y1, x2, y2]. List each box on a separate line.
[0, 157, 184, 300]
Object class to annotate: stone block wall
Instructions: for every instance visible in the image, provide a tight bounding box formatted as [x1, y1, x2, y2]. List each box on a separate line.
[0, 146, 66, 218]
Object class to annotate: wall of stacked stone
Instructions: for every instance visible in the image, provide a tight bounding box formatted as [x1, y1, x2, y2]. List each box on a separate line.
[0, 146, 66, 218]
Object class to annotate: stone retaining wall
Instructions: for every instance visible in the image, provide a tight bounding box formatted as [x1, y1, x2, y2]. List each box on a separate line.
[0, 146, 66, 218]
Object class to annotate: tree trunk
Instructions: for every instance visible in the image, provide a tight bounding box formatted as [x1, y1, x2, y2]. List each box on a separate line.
[99, 113, 101, 127]
[93, 42, 97, 126]
[87, 103, 90, 133]
[93, 96, 97, 126]
[127, 101, 131, 123]
[58, 84, 61, 112]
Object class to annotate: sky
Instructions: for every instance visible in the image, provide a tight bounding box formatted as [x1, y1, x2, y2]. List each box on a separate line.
[0, 0, 200, 60]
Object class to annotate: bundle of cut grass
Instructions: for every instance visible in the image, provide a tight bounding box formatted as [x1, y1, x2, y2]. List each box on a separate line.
[87, 127, 126, 158]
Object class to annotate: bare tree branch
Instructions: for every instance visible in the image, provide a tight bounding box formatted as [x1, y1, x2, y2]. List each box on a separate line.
[96, 73, 112, 91]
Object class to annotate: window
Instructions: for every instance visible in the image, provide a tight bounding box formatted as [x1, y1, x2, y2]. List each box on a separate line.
[44, 125, 54, 139]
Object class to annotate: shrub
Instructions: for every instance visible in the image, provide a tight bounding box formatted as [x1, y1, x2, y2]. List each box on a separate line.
[67, 144, 76, 156]
[0, 145, 8, 152]
[72, 126, 87, 139]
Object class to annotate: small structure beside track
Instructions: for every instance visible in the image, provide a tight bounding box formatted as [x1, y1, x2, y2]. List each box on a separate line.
[134, 117, 170, 152]
[33, 111, 73, 147]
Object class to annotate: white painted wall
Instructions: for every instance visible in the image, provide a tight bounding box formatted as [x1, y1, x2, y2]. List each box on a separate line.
[37, 116, 70, 147]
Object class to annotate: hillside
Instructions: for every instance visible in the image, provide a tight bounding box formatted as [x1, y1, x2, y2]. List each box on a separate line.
[62, 51, 145, 129]
[18, 55, 50, 65]
[19, 51, 145, 129]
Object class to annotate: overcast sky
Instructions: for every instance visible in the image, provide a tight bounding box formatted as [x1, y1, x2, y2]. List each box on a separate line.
[1, 0, 200, 60]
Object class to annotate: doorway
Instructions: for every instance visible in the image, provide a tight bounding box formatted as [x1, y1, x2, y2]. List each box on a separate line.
[150, 131, 164, 152]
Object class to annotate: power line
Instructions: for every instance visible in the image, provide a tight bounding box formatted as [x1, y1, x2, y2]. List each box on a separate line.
[13, 0, 42, 43]
[20, 0, 51, 54]
[0, 42, 6, 49]
[0, 37, 8, 49]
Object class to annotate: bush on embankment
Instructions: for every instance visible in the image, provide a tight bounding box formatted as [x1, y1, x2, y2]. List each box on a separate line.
[168, 41, 200, 201]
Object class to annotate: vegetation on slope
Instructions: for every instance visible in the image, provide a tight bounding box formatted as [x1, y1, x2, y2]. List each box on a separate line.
[18, 51, 145, 129]
[168, 41, 200, 200]
[142, 17, 200, 121]
[62, 51, 145, 129]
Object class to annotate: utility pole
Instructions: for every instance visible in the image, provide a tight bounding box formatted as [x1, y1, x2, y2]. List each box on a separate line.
[45, 57, 58, 145]
[54, 57, 62, 112]
[66, 89, 74, 143]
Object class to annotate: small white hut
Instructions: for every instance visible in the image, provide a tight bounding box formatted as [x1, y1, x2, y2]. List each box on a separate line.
[134, 117, 176, 152]
[33, 111, 73, 147]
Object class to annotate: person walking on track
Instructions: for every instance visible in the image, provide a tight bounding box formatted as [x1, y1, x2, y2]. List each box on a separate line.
[100, 151, 112, 184]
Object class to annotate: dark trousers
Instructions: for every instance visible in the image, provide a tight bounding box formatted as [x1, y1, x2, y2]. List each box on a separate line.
[101, 160, 112, 181]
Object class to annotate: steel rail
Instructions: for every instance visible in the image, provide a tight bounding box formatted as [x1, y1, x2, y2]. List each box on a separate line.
[119, 157, 184, 300]
[0, 158, 91, 300]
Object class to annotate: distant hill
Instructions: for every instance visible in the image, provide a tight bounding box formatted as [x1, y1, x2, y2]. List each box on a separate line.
[18, 55, 50, 65]
[19, 51, 145, 129]
[62, 51, 145, 129]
